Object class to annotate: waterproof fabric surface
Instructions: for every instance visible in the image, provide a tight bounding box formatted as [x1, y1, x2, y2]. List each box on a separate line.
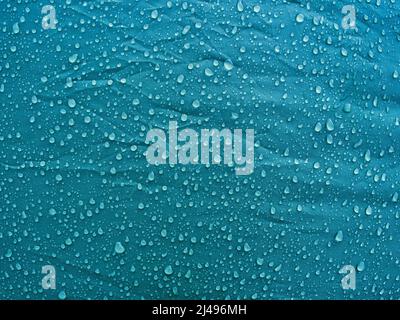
[1, 0, 400, 299]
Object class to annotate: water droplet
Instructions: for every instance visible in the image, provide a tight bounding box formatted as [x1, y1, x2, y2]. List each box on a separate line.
[164, 265, 173, 275]
[343, 103, 352, 113]
[253, 5, 261, 13]
[151, 10, 159, 19]
[13, 23, 20, 34]
[114, 242, 125, 254]
[68, 54, 78, 63]
[335, 230, 343, 242]
[224, 61, 234, 71]
[177, 74, 185, 83]
[296, 14, 304, 23]
[326, 119, 334, 131]
[205, 68, 214, 77]
[68, 99, 76, 108]
[192, 100, 200, 108]
[237, 0, 244, 12]
[58, 291, 66, 300]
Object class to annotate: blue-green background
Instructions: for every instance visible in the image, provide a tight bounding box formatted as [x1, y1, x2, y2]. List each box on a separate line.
[1, 0, 400, 299]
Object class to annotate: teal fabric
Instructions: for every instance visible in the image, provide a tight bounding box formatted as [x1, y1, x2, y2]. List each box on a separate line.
[1, 0, 400, 299]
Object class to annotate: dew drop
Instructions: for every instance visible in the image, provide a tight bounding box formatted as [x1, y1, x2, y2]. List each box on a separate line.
[114, 242, 125, 254]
